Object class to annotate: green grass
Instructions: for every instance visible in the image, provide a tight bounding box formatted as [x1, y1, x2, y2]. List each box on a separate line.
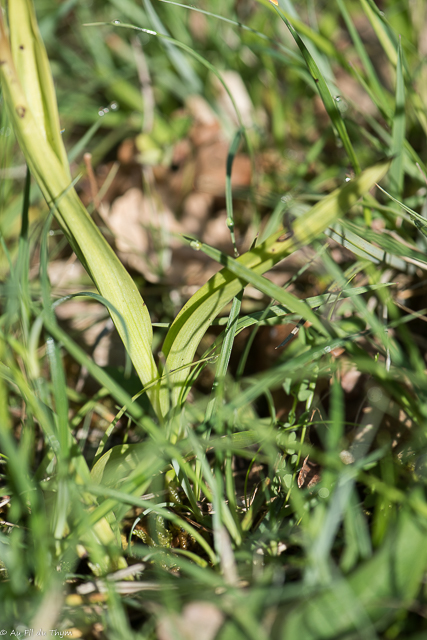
[1, 0, 427, 637]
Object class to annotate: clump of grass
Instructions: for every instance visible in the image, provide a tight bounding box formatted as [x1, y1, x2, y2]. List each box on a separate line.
[1, 0, 427, 637]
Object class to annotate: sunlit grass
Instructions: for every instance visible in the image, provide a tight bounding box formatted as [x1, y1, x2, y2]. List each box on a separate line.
[1, 0, 427, 637]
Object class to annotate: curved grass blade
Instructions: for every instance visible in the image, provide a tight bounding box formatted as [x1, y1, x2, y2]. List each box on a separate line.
[360, 0, 398, 66]
[359, 0, 427, 139]
[225, 331, 369, 413]
[195, 292, 243, 510]
[161, 160, 390, 410]
[52, 291, 132, 376]
[272, 5, 360, 173]
[181, 283, 392, 412]
[267, 0, 346, 64]
[92, 352, 218, 464]
[41, 315, 150, 425]
[376, 184, 427, 241]
[86, 483, 217, 565]
[0, 330, 127, 572]
[226, 129, 244, 257]
[68, 118, 104, 164]
[185, 238, 329, 336]
[336, 0, 390, 115]
[143, 0, 201, 93]
[326, 222, 426, 272]
[200, 128, 246, 428]
[215, 284, 393, 330]
[158, 0, 302, 63]
[0, 6, 159, 411]
[84, 21, 246, 134]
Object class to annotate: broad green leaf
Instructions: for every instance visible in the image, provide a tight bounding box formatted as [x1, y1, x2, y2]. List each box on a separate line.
[161, 160, 390, 411]
[0, 5, 159, 412]
[9, 0, 70, 172]
[91, 442, 155, 487]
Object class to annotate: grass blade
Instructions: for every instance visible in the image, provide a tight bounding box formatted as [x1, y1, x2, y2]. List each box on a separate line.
[161, 160, 390, 409]
[389, 38, 406, 197]
[0, 6, 159, 411]
[360, 0, 398, 66]
[273, 6, 360, 173]
[143, 0, 201, 93]
[336, 0, 390, 115]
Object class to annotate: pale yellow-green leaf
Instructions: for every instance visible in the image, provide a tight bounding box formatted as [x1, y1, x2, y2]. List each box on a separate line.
[0, 7, 159, 412]
[360, 0, 397, 66]
[9, 0, 70, 172]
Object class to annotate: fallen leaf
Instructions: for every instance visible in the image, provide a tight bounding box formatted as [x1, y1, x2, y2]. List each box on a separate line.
[297, 456, 321, 489]
[157, 602, 224, 640]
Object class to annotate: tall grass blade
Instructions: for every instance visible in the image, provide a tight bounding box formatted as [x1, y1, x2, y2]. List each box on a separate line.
[0, 4, 159, 411]
[273, 6, 360, 173]
[143, 0, 201, 93]
[389, 38, 406, 197]
[360, 0, 398, 66]
[161, 160, 390, 409]
[336, 0, 390, 114]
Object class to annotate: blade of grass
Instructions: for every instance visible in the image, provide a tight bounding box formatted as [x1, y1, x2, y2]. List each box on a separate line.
[389, 38, 406, 197]
[225, 331, 370, 413]
[275, 504, 427, 639]
[272, 5, 360, 173]
[306, 390, 388, 585]
[376, 183, 427, 240]
[158, 0, 303, 63]
[143, 0, 201, 93]
[336, 0, 390, 114]
[225, 128, 243, 257]
[0, 7, 159, 412]
[86, 483, 217, 564]
[185, 237, 330, 336]
[85, 21, 248, 137]
[326, 224, 419, 272]
[360, 0, 398, 66]
[161, 160, 390, 410]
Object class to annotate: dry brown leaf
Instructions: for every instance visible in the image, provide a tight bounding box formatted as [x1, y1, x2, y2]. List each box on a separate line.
[181, 192, 214, 236]
[195, 140, 251, 196]
[102, 187, 182, 282]
[202, 210, 234, 248]
[297, 456, 321, 489]
[340, 367, 362, 394]
[212, 70, 255, 128]
[157, 602, 224, 640]
[46, 259, 86, 290]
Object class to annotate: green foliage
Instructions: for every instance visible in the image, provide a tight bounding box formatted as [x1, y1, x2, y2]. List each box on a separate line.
[1, 0, 427, 637]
